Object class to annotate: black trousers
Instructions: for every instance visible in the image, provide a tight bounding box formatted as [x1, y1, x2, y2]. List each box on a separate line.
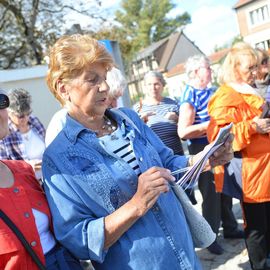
[221, 193, 238, 234]
[188, 143, 221, 234]
[188, 143, 239, 235]
[242, 201, 270, 270]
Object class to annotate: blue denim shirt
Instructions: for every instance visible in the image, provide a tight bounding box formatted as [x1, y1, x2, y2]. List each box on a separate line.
[42, 108, 202, 270]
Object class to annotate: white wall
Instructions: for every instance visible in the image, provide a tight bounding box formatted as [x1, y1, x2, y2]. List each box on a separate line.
[0, 65, 61, 128]
[166, 73, 187, 99]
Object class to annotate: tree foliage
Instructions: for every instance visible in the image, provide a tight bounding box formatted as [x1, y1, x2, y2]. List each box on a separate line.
[114, 0, 191, 59]
[0, 0, 106, 69]
[0, 0, 191, 70]
[213, 35, 243, 52]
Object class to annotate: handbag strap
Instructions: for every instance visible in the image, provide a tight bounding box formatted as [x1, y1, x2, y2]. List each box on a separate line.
[0, 209, 46, 270]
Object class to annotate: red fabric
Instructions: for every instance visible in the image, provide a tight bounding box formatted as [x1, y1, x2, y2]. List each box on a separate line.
[207, 85, 270, 203]
[0, 160, 52, 270]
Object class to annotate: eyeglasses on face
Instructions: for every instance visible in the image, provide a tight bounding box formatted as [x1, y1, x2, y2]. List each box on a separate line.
[0, 94, 10, 109]
[82, 72, 107, 87]
[246, 65, 258, 72]
[12, 111, 32, 119]
[261, 58, 269, 65]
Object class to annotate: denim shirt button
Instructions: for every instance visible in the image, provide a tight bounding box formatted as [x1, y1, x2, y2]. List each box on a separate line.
[24, 212, 30, 218]
[139, 157, 143, 162]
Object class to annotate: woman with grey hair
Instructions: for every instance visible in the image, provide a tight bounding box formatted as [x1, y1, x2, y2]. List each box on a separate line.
[0, 89, 83, 270]
[178, 54, 243, 255]
[107, 67, 127, 108]
[133, 70, 183, 155]
[0, 88, 46, 180]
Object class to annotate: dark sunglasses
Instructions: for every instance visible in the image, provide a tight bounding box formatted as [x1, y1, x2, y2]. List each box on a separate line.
[0, 94, 10, 109]
[13, 111, 32, 119]
[261, 58, 269, 65]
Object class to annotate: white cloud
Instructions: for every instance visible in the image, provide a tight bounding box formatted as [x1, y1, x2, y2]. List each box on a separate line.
[184, 4, 239, 54]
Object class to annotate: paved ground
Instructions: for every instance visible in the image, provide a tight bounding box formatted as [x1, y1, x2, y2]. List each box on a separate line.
[193, 188, 251, 270]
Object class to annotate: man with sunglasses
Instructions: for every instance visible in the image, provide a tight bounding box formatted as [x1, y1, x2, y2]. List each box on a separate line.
[0, 88, 46, 180]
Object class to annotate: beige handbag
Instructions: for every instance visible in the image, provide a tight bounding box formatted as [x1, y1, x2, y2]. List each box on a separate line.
[171, 183, 216, 248]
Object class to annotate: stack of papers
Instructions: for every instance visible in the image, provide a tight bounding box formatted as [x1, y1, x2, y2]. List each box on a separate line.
[172, 123, 233, 189]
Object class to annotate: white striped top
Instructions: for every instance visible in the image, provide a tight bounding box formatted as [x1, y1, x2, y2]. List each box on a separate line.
[99, 128, 141, 176]
[180, 85, 215, 144]
[133, 97, 183, 155]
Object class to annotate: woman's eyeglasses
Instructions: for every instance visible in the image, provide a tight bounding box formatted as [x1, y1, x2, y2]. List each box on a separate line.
[12, 111, 32, 119]
[0, 94, 10, 109]
[261, 58, 269, 65]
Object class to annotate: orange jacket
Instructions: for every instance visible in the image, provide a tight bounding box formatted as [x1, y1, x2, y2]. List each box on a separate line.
[0, 160, 52, 270]
[207, 84, 270, 203]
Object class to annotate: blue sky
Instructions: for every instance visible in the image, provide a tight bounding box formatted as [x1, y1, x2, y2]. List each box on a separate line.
[170, 0, 240, 54]
[66, 0, 240, 55]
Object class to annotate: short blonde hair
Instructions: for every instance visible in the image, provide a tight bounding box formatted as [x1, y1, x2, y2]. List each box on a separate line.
[46, 34, 114, 105]
[218, 42, 258, 85]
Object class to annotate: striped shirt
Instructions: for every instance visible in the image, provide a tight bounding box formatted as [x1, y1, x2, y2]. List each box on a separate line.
[180, 85, 215, 144]
[133, 97, 183, 155]
[99, 128, 141, 176]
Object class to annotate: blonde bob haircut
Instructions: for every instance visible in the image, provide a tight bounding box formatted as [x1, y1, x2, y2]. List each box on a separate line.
[218, 42, 258, 85]
[46, 34, 114, 105]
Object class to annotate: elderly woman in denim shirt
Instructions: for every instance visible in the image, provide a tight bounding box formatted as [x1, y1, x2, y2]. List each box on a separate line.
[42, 34, 234, 270]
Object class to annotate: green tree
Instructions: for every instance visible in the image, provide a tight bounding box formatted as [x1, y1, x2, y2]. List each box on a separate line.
[0, 0, 106, 69]
[213, 35, 243, 52]
[115, 0, 191, 60]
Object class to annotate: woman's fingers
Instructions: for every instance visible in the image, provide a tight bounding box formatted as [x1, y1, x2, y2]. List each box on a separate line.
[253, 117, 270, 134]
[210, 134, 234, 167]
[133, 167, 175, 214]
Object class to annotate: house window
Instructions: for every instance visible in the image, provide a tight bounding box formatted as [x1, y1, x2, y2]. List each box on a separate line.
[249, 5, 270, 26]
[256, 39, 270, 50]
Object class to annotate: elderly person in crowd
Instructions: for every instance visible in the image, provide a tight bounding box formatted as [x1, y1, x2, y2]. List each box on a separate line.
[178, 55, 243, 255]
[42, 34, 234, 270]
[45, 67, 127, 146]
[0, 88, 46, 180]
[207, 42, 270, 270]
[0, 89, 83, 270]
[254, 48, 270, 102]
[106, 66, 127, 108]
[134, 70, 183, 155]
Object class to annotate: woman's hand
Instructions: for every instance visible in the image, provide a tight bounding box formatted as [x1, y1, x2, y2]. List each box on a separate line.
[192, 133, 234, 171]
[104, 167, 175, 249]
[252, 116, 270, 134]
[209, 133, 234, 168]
[140, 112, 156, 123]
[165, 112, 178, 122]
[130, 167, 175, 216]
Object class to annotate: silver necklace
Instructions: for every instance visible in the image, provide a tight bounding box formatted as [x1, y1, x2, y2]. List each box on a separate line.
[94, 115, 117, 137]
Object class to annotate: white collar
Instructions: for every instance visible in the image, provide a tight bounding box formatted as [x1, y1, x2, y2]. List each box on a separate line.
[228, 82, 261, 97]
